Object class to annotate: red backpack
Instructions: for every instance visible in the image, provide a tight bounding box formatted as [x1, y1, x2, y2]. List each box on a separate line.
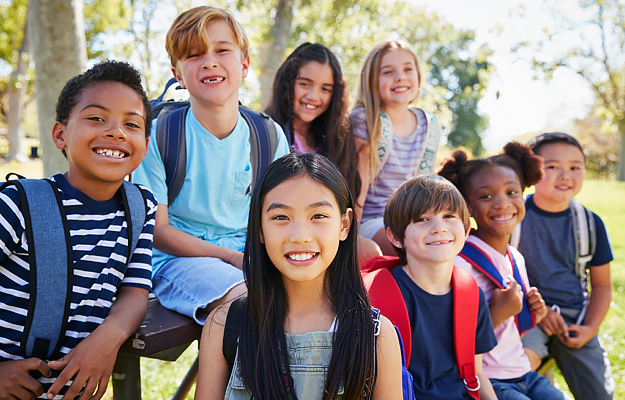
[361, 256, 482, 400]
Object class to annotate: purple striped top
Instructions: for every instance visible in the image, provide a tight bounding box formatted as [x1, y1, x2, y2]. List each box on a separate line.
[351, 108, 428, 222]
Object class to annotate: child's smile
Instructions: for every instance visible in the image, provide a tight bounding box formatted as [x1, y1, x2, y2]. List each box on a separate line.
[261, 175, 351, 287]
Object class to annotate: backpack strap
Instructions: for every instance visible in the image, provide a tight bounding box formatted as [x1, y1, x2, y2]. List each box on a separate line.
[569, 198, 595, 324]
[239, 107, 279, 195]
[13, 179, 73, 360]
[120, 181, 147, 261]
[376, 111, 394, 173]
[451, 265, 480, 400]
[361, 256, 412, 364]
[416, 110, 441, 175]
[223, 297, 247, 373]
[155, 103, 190, 206]
[458, 242, 535, 335]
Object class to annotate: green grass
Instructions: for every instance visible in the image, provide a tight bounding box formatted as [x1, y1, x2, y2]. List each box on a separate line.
[2, 161, 622, 399]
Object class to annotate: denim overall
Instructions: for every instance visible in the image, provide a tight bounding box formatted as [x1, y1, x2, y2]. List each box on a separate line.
[224, 331, 344, 400]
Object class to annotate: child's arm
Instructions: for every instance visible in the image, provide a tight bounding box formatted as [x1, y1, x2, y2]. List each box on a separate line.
[559, 263, 612, 349]
[154, 205, 243, 268]
[475, 354, 497, 400]
[488, 276, 524, 327]
[46, 286, 149, 400]
[0, 358, 51, 399]
[353, 136, 370, 221]
[195, 305, 231, 400]
[526, 287, 548, 324]
[372, 316, 403, 400]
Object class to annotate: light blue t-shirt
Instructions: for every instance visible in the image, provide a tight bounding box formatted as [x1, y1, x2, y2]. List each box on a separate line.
[133, 108, 289, 273]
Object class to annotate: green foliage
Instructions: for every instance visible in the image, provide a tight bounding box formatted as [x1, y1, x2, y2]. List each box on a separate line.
[83, 0, 132, 59]
[0, 0, 27, 63]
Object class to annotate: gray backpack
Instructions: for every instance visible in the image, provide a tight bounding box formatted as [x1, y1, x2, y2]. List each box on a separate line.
[1, 175, 146, 361]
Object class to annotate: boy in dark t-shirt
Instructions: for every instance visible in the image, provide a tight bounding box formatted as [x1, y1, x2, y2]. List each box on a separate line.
[519, 132, 615, 400]
[384, 175, 498, 400]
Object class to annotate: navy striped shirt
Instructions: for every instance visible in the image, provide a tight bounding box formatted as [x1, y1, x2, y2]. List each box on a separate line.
[0, 174, 156, 398]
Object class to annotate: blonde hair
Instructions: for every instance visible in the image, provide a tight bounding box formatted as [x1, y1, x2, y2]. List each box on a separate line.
[166, 6, 249, 67]
[354, 40, 421, 179]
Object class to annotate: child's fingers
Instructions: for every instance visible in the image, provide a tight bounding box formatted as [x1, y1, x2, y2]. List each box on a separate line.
[90, 376, 109, 400]
[74, 376, 98, 400]
[47, 353, 72, 371]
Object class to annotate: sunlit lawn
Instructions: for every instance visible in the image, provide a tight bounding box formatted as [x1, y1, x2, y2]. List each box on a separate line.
[2, 159, 623, 399]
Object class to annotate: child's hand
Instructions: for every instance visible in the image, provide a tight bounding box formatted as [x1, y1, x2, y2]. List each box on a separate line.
[489, 275, 524, 326]
[46, 324, 119, 400]
[558, 324, 595, 349]
[0, 358, 51, 400]
[538, 308, 568, 337]
[526, 287, 547, 324]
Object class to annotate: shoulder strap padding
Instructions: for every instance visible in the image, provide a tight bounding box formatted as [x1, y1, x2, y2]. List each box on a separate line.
[361, 256, 411, 365]
[223, 297, 247, 374]
[15, 179, 73, 360]
[239, 107, 279, 194]
[452, 265, 480, 399]
[417, 110, 441, 175]
[120, 181, 147, 261]
[155, 104, 190, 206]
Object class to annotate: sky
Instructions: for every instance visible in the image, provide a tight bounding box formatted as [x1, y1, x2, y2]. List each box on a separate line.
[414, 0, 596, 152]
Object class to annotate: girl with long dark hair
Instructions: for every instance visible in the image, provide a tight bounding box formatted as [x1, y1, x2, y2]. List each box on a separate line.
[195, 152, 402, 400]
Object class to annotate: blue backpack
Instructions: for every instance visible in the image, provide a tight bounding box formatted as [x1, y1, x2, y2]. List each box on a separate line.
[1, 175, 146, 361]
[150, 78, 280, 205]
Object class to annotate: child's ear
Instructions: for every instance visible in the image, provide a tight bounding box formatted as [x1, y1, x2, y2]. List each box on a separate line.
[241, 55, 250, 80]
[171, 67, 185, 89]
[339, 208, 353, 241]
[260, 229, 265, 244]
[51, 121, 66, 150]
[386, 227, 403, 248]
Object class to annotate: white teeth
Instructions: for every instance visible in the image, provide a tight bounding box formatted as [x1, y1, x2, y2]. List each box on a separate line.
[393, 87, 408, 92]
[492, 214, 513, 221]
[288, 252, 316, 261]
[202, 77, 224, 83]
[97, 149, 126, 158]
[304, 104, 317, 110]
[428, 240, 450, 245]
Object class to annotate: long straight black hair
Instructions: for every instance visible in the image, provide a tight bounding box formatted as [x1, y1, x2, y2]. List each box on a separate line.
[238, 152, 375, 400]
[265, 43, 361, 203]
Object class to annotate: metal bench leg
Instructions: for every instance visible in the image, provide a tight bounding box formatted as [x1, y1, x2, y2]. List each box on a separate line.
[112, 353, 142, 400]
[171, 356, 199, 400]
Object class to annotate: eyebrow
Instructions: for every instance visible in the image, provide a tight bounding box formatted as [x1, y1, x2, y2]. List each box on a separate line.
[380, 62, 413, 70]
[265, 200, 334, 212]
[543, 159, 583, 164]
[80, 103, 145, 119]
[475, 181, 520, 190]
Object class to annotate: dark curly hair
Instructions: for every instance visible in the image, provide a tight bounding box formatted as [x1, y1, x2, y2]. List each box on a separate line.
[437, 142, 543, 198]
[265, 43, 361, 201]
[55, 60, 152, 138]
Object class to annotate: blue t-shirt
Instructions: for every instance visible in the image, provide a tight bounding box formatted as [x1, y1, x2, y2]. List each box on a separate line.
[391, 267, 497, 400]
[132, 108, 289, 273]
[0, 174, 156, 397]
[518, 195, 614, 309]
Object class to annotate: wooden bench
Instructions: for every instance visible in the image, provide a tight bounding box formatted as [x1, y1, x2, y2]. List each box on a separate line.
[111, 296, 202, 400]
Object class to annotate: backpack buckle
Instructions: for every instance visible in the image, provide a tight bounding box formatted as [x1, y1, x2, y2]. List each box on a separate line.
[463, 375, 480, 392]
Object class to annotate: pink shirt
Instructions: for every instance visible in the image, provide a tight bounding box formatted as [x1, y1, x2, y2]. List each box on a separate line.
[454, 235, 533, 380]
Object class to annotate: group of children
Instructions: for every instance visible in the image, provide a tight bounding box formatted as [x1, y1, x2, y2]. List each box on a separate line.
[0, 4, 614, 400]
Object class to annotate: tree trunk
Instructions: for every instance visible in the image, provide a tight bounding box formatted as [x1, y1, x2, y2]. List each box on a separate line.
[28, 0, 87, 177]
[6, 16, 30, 163]
[618, 129, 625, 181]
[258, 0, 294, 111]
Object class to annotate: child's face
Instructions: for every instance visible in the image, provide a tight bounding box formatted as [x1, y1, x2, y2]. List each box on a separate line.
[292, 61, 334, 130]
[172, 19, 249, 108]
[378, 49, 419, 108]
[390, 208, 466, 267]
[261, 175, 352, 288]
[533, 142, 586, 211]
[52, 82, 149, 192]
[466, 165, 525, 242]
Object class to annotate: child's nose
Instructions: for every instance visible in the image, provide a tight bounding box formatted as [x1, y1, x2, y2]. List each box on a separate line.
[430, 218, 447, 233]
[201, 53, 218, 68]
[104, 123, 127, 140]
[289, 222, 313, 243]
